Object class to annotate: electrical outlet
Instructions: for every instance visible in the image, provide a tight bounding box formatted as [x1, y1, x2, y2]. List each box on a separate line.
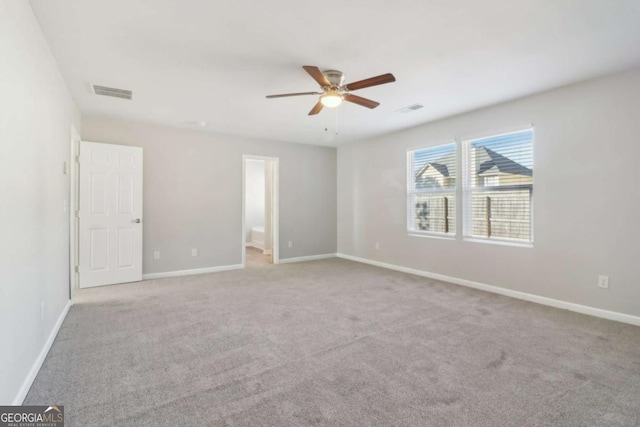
[153, 251, 160, 260]
[375, 242, 380, 250]
[191, 248, 198, 256]
[288, 241, 293, 248]
[598, 275, 609, 289]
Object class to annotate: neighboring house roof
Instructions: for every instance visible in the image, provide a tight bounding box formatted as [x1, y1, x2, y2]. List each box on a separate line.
[475, 146, 532, 177]
[415, 151, 456, 178]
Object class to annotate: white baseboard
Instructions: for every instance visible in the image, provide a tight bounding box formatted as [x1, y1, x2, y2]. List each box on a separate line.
[244, 244, 271, 255]
[13, 300, 71, 405]
[336, 253, 640, 327]
[245, 242, 265, 250]
[142, 264, 243, 280]
[278, 253, 336, 264]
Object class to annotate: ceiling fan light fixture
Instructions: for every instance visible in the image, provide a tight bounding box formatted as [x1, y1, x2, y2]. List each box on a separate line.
[320, 90, 343, 108]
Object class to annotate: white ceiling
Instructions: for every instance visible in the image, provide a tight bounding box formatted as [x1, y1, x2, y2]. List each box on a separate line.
[29, 0, 640, 146]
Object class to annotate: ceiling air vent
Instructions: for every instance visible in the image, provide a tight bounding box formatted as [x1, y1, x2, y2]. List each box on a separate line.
[92, 84, 133, 100]
[396, 104, 423, 113]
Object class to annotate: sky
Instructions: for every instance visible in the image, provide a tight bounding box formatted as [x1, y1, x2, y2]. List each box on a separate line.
[413, 143, 455, 173]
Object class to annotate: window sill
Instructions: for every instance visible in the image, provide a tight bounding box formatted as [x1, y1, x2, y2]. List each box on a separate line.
[408, 232, 456, 241]
[463, 237, 533, 248]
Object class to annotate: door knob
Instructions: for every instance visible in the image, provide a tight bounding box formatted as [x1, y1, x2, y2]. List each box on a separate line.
[134, 218, 141, 223]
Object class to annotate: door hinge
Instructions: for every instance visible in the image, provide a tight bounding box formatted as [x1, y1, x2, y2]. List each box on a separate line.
[75, 210, 80, 218]
[75, 155, 80, 163]
[74, 266, 79, 273]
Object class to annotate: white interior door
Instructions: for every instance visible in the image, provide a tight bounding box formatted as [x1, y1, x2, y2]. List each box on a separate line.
[79, 141, 143, 288]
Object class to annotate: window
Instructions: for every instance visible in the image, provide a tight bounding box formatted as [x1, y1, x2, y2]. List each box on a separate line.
[463, 129, 533, 243]
[407, 143, 456, 236]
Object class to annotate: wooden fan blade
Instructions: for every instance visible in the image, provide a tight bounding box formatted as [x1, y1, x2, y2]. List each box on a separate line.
[303, 66, 331, 87]
[344, 94, 380, 109]
[308, 101, 324, 115]
[345, 73, 396, 91]
[266, 92, 321, 99]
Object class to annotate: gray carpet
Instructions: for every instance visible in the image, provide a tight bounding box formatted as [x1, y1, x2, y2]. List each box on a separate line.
[25, 258, 640, 426]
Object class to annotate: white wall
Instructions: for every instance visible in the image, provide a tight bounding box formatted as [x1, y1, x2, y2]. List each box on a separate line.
[338, 68, 640, 318]
[244, 160, 265, 243]
[0, 2, 80, 404]
[81, 118, 337, 273]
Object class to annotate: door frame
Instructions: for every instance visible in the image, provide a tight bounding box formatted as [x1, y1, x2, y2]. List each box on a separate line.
[69, 125, 80, 301]
[242, 155, 279, 267]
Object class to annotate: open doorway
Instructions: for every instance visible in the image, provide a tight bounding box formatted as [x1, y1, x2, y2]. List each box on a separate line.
[242, 155, 279, 268]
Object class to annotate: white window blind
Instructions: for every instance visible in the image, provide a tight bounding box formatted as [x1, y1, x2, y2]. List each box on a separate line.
[407, 143, 456, 235]
[463, 129, 533, 243]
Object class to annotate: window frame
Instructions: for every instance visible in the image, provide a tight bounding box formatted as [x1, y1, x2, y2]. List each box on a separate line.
[461, 128, 534, 247]
[406, 142, 457, 239]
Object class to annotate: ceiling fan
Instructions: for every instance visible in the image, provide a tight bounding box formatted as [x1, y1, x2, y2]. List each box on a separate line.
[266, 66, 396, 115]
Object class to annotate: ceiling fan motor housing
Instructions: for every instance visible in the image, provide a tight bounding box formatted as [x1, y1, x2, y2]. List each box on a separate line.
[322, 70, 345, 88]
